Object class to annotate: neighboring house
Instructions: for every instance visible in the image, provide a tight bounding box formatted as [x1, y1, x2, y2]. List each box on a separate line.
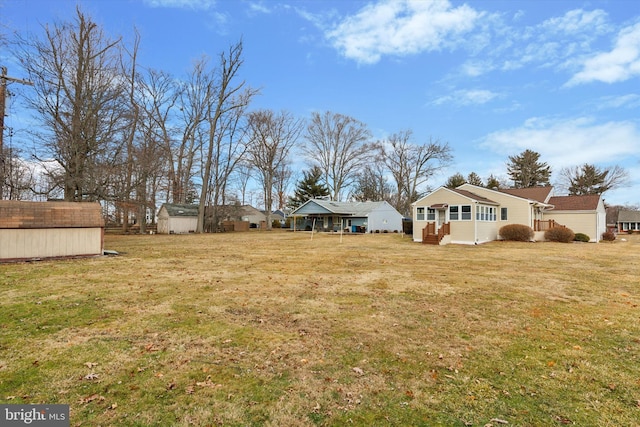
[289, 199, 403, 233]
[617, 209, 640, 232]
[157, 203, 198, 234]
[412, 184, 606, 244]
[236, 205, 267, 226]
[270, 209, 286, 226]
[0, 201, 104, 262]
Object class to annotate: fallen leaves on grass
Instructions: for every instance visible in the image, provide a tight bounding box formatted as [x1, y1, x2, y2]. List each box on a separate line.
[79, 394, 105, 404]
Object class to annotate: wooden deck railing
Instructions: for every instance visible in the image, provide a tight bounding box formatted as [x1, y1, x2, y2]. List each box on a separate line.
[533, 219, 565, 231]
[438, 222, 450, 241]
[422, 222, 450, 244]
[422, 222, 436, 240]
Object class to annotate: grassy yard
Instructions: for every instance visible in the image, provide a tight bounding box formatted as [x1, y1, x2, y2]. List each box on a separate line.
[1, 231, 639, 426]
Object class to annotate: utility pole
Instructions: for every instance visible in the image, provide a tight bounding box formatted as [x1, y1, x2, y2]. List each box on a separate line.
[1, 66, 33, 199]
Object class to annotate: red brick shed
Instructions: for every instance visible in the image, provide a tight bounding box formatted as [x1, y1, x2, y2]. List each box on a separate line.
[0, 201, 104, 262]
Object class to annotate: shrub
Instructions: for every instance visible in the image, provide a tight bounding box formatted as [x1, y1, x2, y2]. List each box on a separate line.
[545, 227, 575, 243]
[601, 230, 616, 241]
[574, 233, 590, 242]
[499, 224, 534, 242]
[271, 220, 281, 229]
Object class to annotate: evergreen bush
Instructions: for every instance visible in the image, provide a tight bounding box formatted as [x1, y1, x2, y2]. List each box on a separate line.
[574, 233, 590, 242]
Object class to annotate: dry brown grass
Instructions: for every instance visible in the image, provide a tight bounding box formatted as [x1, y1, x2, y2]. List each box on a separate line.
[1, 231, 640, 426]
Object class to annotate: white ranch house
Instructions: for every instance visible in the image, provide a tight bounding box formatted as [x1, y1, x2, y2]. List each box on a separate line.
[290, 200, 404, 233]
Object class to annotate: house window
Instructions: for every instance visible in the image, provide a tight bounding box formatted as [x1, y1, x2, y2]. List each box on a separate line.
[501, 207, 508, 221]
[450, 206, 459, 220]
[477, 206, 496, 222]
[417, 207, 424, 221]
[461, 205, 471, 220]
[426, 208, 436, 221]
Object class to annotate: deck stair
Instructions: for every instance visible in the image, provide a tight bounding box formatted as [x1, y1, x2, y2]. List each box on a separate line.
[422, 222, 450, 245]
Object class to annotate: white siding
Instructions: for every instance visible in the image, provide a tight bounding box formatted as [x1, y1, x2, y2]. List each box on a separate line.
[367, 202, 403, 232]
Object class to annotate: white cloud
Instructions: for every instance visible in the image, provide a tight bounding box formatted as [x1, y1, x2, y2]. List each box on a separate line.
[567, 22, 640, 85]
[431, 89, 500, 106]
[593, 94, 640, 110]
[540, 9, 609, 36]
[247, 2, 271, 15]
[460, 8, 613, 77]
[143, 0, 216, 10]
[480, 116, 640, 169]
[326, 0, 481, 64]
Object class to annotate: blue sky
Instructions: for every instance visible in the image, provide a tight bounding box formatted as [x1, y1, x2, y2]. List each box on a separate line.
[2, 0, 640, 206]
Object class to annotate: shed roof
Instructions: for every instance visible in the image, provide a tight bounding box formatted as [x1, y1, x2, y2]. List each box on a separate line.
[547, 194, 601, 211]
[160, 203, 199, 217]
[0, 201, 103, 229]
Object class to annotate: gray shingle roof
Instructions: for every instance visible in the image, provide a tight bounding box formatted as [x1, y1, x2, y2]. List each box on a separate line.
[618, 209, 640, 222]
[294, 200, 389, 216]
[161, 204, 199, 217]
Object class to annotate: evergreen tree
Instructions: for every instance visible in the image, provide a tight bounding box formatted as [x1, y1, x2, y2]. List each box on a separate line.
[467, 172, 483, 187]
[506, 149, 551, 188]
[444, 172, 466, 188]
[288, 166, 329, 209]
[485, 174, 501, 190]
[561, 164, 628, 195]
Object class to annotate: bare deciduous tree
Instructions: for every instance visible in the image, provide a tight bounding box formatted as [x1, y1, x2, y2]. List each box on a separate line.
[173, 58, 211, 205]
[246, 109, 303, 229]
[273, 163, 294, 211]
[303, 111, 371, 201]
[378, 130, 452, 216]
[197, 41, 257, 233]
[16, 7, 128, 201]
[351, 162, 392, 202]
[0, 146, 34, 200]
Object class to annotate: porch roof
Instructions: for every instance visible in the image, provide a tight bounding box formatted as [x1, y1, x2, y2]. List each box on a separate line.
[291, 199, 388, 217]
